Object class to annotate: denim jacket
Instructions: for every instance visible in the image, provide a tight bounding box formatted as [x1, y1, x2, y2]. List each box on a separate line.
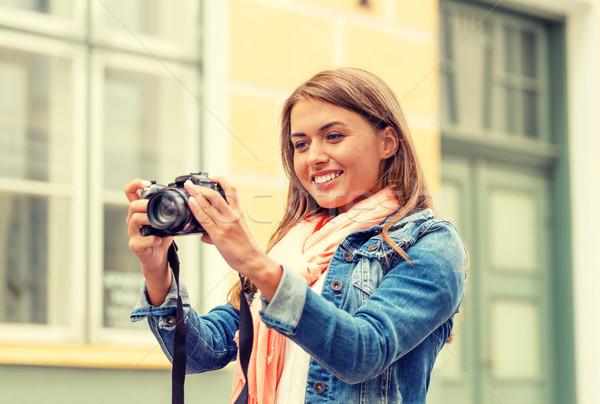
[131, 209, 467, 403]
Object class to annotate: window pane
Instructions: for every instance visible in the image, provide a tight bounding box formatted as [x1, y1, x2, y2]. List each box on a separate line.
[503, 25, 517, 75]
[0, 0, 73, 17]
[0, 193, 71, 325]
[100, 0, 191, 42]
[103, 204, 146, 330]
[440, 71, 457, 125]
[523, 90, 538, 137]
[505, 86, 518, 134]
[0, 47, 73, 184]
[521, 31, 537, 78]
[440, 10, 453, 60]
[103, 67, 190, 191]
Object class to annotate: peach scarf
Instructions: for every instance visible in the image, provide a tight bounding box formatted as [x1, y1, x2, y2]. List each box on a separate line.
[230, 188, 400, 404]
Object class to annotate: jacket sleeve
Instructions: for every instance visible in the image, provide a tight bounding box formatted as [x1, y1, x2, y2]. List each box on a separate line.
[259, 222, 467, 384]
[130, 275, 240, 373]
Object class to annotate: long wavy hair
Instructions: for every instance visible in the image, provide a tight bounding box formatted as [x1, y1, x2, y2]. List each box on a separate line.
[229, 67, 432, 308]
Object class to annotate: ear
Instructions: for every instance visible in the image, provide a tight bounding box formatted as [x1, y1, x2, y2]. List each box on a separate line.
[379, 126, 399, 159]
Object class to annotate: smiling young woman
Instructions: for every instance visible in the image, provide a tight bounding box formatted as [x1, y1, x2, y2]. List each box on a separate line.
[126, 68, 467, 404]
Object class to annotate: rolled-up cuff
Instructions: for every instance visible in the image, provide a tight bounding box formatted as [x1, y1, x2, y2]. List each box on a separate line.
[259, 264, 308, 335]
[130, 274, 190, 330]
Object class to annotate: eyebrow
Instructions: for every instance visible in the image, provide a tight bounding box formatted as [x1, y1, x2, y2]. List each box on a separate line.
[290, 121, 348, 138]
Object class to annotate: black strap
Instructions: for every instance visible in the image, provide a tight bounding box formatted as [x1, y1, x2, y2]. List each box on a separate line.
[168, 242, 186, 404]
[234, 274, 253, 404]
[168, 243, 253, 404]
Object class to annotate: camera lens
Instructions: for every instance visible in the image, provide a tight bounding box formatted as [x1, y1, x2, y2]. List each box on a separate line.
[158, 198, 177, 220]
[147, 190, 190, 231]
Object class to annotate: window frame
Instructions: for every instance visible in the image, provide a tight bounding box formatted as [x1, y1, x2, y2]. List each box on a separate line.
[0, 0, 86, 38]
[440, 0, 553, 143]
[0, 29, 87, 344]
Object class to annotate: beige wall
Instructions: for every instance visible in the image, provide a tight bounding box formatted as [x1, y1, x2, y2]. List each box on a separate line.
[226, 0, 441, 248]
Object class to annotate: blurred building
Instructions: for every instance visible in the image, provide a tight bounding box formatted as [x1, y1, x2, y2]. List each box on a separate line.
[0, 1, 597, 403]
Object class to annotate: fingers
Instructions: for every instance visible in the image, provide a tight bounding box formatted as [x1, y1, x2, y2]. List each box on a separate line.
[126, 199, 148, 227]
[209, 175, 240, 210]
[186, 185, 217, 230]
[184, 179, 231, 214]
[125, 179, 151, 233]
[124, 178, 153, 202]
[128, 233, 162, 252]
[184, 177, 244, 236]
[201, 233, 214, 245]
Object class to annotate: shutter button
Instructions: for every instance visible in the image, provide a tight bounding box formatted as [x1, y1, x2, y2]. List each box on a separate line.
[343, 251, 353, 262]
[313, 381, 326, 394]
[330, 280, 343, 291]
[164, 315, 177, 326]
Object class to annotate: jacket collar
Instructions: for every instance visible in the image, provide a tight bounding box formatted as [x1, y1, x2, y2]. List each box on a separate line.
[380, 208, 435, 229]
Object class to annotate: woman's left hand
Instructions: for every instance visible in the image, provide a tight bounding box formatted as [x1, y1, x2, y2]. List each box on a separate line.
[184, 176, 281, 296]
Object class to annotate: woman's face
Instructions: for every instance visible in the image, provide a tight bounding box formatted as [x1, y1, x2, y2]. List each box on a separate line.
[291, 99, 396, 213]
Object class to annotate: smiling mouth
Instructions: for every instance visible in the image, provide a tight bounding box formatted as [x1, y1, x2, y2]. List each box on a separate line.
[313, 171, 342, 184]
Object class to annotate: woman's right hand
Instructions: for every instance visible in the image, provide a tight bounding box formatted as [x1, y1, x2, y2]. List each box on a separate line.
[125, 178, 173, 306]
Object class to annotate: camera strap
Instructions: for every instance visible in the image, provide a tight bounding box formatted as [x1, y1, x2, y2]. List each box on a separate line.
[234, 274, 253, 404]
[167, 242, 253, 404]
[168, 241, 187, 404]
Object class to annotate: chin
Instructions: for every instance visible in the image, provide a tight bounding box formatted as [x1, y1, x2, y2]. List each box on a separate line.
[315, 198, 348, 212]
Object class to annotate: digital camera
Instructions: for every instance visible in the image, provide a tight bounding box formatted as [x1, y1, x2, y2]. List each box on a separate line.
[140, 172, 225, 237]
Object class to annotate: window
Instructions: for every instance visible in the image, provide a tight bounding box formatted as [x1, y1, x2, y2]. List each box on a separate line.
[0, 0, 203, 347]
[440, 1, 550, 141]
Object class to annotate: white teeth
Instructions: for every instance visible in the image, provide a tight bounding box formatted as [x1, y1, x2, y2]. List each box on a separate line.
[314, 172, 341, 184]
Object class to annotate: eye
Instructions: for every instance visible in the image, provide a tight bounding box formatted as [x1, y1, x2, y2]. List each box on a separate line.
[326, 132, 344, 142]
[293, 140, 309, 151]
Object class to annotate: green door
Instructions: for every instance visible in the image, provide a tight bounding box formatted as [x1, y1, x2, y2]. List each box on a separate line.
[435, 156, 553, 404]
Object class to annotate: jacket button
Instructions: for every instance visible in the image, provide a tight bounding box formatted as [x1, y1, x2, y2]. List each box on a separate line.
[164, 315, 177, 326]
[313, 381, 326, 394]
[330, 280, 343, 291]
[368, 243, 378, 251]
[343, 251, 353, 262]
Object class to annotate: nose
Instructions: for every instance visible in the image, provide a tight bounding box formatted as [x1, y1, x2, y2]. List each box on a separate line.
[306, 141, 328, 167]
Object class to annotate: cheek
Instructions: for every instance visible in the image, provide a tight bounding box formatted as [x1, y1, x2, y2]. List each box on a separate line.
[293, 156, 306, 180]
[346, 154, 384, 187]
[344, 151, 378, 174]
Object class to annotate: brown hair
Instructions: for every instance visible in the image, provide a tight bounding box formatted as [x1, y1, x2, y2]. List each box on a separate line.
[229, 68, 432, 309]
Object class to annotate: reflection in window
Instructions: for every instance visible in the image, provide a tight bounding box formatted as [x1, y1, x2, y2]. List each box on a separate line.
[100, 0, 188, 42]
[0, 194, 47, 323]
[103, 68, 189, 192]
[0, 193, 71, 325]
[0, 0, 72, 17]
[0, 47, 72, 184]
[103, 204, 146, 330]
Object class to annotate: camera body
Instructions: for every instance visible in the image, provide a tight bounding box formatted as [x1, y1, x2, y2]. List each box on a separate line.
[140, 172, 225, 237]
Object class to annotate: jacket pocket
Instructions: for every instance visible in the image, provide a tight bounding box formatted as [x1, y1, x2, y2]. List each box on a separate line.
[351, 257, 384, 305]
[359, 367, 401, 404]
